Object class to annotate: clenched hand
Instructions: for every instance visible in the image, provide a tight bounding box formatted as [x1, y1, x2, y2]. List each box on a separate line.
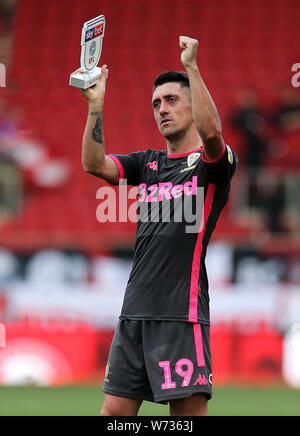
[179, 36, 199, 68]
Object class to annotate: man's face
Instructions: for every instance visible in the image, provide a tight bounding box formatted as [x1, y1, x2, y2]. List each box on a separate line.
[152, 82, 193, 139]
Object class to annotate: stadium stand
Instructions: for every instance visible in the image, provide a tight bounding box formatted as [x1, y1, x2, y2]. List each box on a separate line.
[0, 0, 299, 252]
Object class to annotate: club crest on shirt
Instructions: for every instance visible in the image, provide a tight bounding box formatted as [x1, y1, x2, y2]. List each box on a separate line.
[187, 152, 200, 167]
[227, 145, 233, 164]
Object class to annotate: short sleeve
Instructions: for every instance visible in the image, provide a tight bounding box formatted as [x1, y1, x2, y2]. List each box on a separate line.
[202, 143, 238, 186]
[108, 151, 146, 186]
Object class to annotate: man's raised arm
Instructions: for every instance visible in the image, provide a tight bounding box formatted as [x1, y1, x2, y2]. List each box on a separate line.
[179, 36, 224, 161]
[72, 65, 120, 185]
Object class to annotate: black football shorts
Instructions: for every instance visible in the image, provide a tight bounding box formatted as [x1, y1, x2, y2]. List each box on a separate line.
[103, 319, 212, 404]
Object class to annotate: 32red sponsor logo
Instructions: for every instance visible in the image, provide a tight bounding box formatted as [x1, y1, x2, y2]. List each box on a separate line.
[138, 176, 198, 203]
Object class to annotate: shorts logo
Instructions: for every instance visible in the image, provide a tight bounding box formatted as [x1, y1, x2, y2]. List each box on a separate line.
[104, 363, 111, 383]
[193, 374, 208, 386]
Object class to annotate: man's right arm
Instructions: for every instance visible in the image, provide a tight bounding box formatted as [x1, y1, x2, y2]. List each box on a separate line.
[72, 65, 120, 185]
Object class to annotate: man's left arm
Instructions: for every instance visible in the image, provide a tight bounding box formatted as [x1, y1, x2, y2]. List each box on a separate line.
[180, 36, 224, 161]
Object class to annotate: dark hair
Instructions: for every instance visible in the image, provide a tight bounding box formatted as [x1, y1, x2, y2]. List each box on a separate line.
[153, 71, 190, 92]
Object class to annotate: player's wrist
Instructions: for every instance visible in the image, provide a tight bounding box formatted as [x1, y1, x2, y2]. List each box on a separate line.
[183, 61, 199, 71]
[88, 101, 104, 113]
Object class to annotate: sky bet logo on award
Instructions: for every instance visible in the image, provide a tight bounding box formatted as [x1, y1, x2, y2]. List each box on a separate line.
[69, 15, 106, 90]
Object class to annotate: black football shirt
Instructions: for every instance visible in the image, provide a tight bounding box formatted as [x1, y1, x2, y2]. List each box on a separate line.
[108, 141, 238, 325]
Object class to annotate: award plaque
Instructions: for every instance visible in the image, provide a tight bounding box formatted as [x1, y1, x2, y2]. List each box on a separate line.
[69, 15, 106, 89]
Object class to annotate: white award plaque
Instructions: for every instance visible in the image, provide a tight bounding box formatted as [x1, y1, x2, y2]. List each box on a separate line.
[69, 15, 106, 89]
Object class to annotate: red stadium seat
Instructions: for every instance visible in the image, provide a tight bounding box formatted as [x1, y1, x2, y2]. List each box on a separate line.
[2, 0, 299, 250]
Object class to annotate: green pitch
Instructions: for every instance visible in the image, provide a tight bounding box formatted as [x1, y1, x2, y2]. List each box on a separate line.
[0, 385, 299, 416]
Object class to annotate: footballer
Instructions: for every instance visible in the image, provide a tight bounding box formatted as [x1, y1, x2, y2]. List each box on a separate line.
[75, 36, 238, 416]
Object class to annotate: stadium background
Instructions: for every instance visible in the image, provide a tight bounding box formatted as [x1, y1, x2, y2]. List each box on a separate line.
[0, 0, 300, 416]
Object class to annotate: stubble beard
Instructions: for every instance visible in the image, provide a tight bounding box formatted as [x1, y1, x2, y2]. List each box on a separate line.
[161, 125, 189, 143]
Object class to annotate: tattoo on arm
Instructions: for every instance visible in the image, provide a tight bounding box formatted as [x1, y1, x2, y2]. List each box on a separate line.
[92, 117, 104, 146]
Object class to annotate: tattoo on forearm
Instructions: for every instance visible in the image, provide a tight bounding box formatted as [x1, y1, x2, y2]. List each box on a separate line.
[92, 117, 104, 145]
[90, 111, 100, 116]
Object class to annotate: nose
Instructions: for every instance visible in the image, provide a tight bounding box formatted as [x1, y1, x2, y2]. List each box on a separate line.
[159, 100, 169, 116]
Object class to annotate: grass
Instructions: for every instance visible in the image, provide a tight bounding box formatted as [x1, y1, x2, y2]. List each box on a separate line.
[0, 385, 299, 416]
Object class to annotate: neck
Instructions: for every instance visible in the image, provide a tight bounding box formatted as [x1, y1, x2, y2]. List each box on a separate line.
[166, 126, 203, 156]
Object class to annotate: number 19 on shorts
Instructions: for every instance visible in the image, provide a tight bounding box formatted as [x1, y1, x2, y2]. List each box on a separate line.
[159, 359, 208, 390]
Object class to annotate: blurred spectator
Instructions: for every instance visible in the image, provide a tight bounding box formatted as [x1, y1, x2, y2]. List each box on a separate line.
[0, 247, 17, 284]
[231, 88, 269, 213]
[26, 250, 90, 285]
[0, 0, 18, 67]
[272, 86, 300, 133]
[230, 88, 288, 235]
[259, 177, 286, 234]
[0, 0, 17, 30]
[0, 97, 70, 189]
[0, 97, 21, 138]
[206, 242, 234, 287]
[231, 87, 268, 169]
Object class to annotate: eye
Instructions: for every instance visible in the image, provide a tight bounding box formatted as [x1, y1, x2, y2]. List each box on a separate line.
[168, 96, 177, 103]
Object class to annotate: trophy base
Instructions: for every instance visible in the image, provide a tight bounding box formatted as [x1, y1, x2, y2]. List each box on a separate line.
[69, 67, 103, 89]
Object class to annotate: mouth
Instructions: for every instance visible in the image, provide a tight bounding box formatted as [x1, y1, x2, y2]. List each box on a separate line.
[161, 119, 172, 126]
